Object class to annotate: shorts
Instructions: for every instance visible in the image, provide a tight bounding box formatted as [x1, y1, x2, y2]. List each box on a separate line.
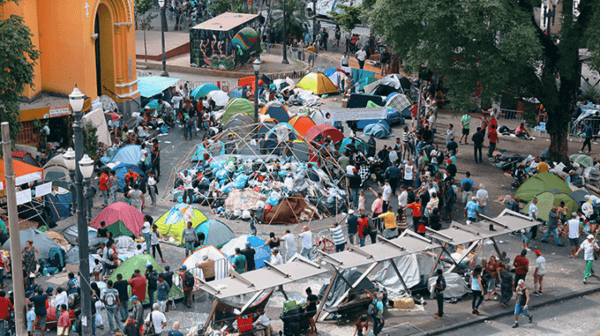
[521, 232, 531, 244]
[569, 237, 579, 247]
[514, 304, 529, 316]
[36, 314, 47, 329]
[487, 277, 497, 293]
[462, 128, 470, 136]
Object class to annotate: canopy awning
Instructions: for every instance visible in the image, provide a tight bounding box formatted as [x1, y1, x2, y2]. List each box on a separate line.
[138, 76, 181, 98]
[0, 159, 44, 190]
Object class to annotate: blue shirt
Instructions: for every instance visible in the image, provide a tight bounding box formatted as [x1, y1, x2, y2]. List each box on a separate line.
[233, 255, 247, 273]
[461, 178, 474, 191]
[585, 125, 593, 138]
[168, 331, 185, 336]
[465, 201, 479, 218]
[157, 281, 171, 301]
[27, 310, 36, 331]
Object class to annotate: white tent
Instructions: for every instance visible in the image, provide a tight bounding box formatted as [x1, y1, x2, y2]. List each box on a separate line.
[207, 90, 230, 107]
[373, 253, 435, 294]
[181, 245, 232, 280]
[82, 108, 112, 146]
[427, 273, 470, 299]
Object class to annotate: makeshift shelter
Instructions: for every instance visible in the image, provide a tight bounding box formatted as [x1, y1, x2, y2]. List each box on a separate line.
[514, 172, 572, 202]
[181, 245, 232, 280]
[363, 120, 392, 139]
[228, 86, 247, 99]
[191, 83, 220, 99]
[109, 145, 142, 166]
[45, 231, 71, 251]
[206, 89, 230, 107]
[90, 202, 145, 237]
[65, 247, 97, 272]
[44, 193, 71, 222]
[369, 74, 411, 96]
[318, 269, 377, 312]
[570, 190, 594, 206]
[260, 101, 291, 123]
[43, 154, 71, 183]
[113, 163, 146, 192]
[339, 137, 367, 154]
[427, 273, 470, 299]
[262, 194, 312, 224]
[107, 255, 182, 302]
[570, 154, 594, 168]
[155, 204, 208, 244]
[296, 72, 338, 95]
[220, 234, 270, 269]
[82, 108, 112, 147]
[222, 98, 255, 124]
[13, 151, 40, 167]
[195, 219, 235, 248]
[305, 124, 344, 143]
[1, 228, 59, 258]
[62, 224, 103, 247]
[288, 115, 316, 137]
[373, 253, 435, 293]
[0, 158, 43, 190]
[138, 76, 181, 98]
[385, 93, 412, 118]
[522, 190, 578, 221]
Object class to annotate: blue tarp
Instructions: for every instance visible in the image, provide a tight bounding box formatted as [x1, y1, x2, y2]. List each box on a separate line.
[113, 163, 146, 192]
[138, 76, 181, 98]
[363, 120, 392, 138]
[224, 234, 271, 270]
[45, 194, 72, 222]
[110, 145, 142, 165]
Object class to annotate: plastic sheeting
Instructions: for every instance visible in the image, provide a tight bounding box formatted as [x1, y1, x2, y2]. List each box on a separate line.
[138, 76, 181, 98]
[82, 108, 112, 147]
[220, 234, 270, 269]
[373, 254, 435, 293]
[318, 269, 376, 311]
[427, 273, 470, 299]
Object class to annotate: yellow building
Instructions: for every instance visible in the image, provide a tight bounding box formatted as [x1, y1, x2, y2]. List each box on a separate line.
[1, 0, 140, 122]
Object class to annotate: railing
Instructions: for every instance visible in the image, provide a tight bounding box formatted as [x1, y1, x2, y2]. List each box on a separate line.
[262, 42, 340, 73]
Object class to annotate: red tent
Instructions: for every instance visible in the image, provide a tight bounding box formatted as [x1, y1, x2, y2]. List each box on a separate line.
[0, 158, 43, 190]
[305, 124, 344, 143]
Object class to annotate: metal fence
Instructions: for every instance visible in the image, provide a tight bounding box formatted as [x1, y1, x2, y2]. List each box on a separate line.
[262, 42, 339, 74]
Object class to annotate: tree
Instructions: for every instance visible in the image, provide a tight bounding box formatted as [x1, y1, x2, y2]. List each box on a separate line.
[0, 0, 40, 141]
[329, 5, 362, 32]
[134, 0, 157, 62]
[368, 0, 600, 163]
[271, 0, 308, 40]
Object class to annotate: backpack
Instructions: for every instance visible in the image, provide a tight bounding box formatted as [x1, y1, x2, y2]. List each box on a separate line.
[184, 271, 195, 288]
[147, 271, 158, 290]
[463, 180, 472, 192]
[362, 222, 369, 236]
[48, 247, 65, 270]
[367, 300, 378, 318]
[105, 289, 117, 307]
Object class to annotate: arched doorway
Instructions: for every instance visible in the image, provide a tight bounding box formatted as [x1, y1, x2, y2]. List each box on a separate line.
[94, 4, 116, 98]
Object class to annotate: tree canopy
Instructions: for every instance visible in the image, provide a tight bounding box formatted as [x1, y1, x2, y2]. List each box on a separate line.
[368, 0, 600, 163]
[329, 5, 363, 32]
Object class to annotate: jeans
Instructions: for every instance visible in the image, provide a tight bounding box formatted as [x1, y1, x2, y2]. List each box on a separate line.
[185, 124, 193, 139]
[110, 187, 118, 203]
[368, 230, 377, 244]
[144, 232, 151, 254]
[373, 317, 384, 335]
[152, 157, 161, 176]
[359, 237, 365, 247]
[436, 292, 444, 317]
[119, 300, 128, 321]
[92, 312, 96, 336]
[106, 307, 121, 332]
[474, 146, 483, 163]
[480, 205, 486, 215]
[351, 188, 360, 207]
[358, 60, 365, 69]
[101, 189, 109, 206]
[488, 142, 496, 157]
[541, 228, 562, 245]
[472, 290, 483, 310]
[286, 251, 296, 262]
[148, 289, 156, 308]
[185, 241, 195, 256]
[300, 247, 312, 260]
[348, 232, 357, 245]
[335, 243, 346, 252]
[152, 244, 164, 260]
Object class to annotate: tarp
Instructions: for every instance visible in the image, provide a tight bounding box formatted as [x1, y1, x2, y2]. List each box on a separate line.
[357, 76, 377, 91]
[82, 108, 112, 147]
[90, 202, 145, 237]
[373, 253, 435, 294]
[12, 151, 40, 167]
[363, 120, 392, 138]
[262, 194, 307, 224]
[0, 159, 43, 190]
[570, 154, 594, 168]
[305, 124, 344, 143]
[62, 224, 104, 247]
[356, 101, 386, 130]
[339, 137, 367, 154]
[44, 194, 71, 222]
[348, 93, 384, 108]
[191, 83, 220, 99]
[220, 234, 270, 270]
[181, 245, 232, 280]
[1, 228, 59, 259]
[109, 145, 142, 166]
[514, 172, 572, 202]
[155, 204, 208, 244]
[428, 273, 470, 299]
[570, 190, 593, 206]
[385, 93, 412, 117]
[65, 247, 97, 272]
[296, 72, 338, 95]
[522, 189, 578, 222]
[107, 255, 182, 303]
[206, 89, 230, 107]
[318, 269, 376, 311]
[288, 115, 316, 137]
[260, 101, 290, 123]
[195, 219, 235, 248]
[222, 98, 255, 124]
[113, 163, 146, 192]
[43, 154, 71, 183]
[138, 76, 180, 98]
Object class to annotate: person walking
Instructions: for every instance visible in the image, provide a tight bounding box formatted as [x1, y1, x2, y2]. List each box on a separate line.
[541, 206, 565, 246]
[499, 263, 514, 308]
[513, 249, 529, 287]
[178, 266, 194, 308]
[233, 248, 247, 273]
[330, 221, 347, 252]
[128, 270, 147, 303]
[299, 226, 313, 260]
[471, 127, 484, 163]
[371, 293, 385, 336]
[142, 217, 152, 254]
[471, 266, 484, 315]
[370, 192, 384, 232]
[127, 184, 144, 212]
[512, 279, 533, 328]
[433, 269, 445, 319]
[145, 265, 159, 308]
[355, 46, 367, 69]
[459, 113, 471, 145]
[460, 172, 474, 203]
[282, 230, 297, 262]
[57, 304, 71, 336]
[532, 250, 546, 295]
[567, 212, 582, 258]
[475, 184, 489, 216]
[182, 222, 199, 257]
[575, 234, 600, 284]
[99, 169, 109, 207]
[104, 280, 122, 334]
[346, 210, 359, 245]
[488, 124, 499, 157]
[150, 225, 168, 263]
[580, 120, 593, 154]
[484, 256, 500, 300]
[358, 214, 369, 247]
[305, 287, 320, 334]
[156, 275, 170, 313]
[528, 197, 539, 241]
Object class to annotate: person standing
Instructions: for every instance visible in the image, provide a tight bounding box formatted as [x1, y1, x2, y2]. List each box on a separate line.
[445, 124, 455, 145]
[433, 269, 446, 319]
[460, 172, 474, 203]
[512, 279, 533, 328]
[57, 304, 71, 336]
[151, 139, 161, 177]
[108, 170, 119, 204]
[471, 266, 484, 315]
[528, 197, 539, 241]
[145, 303, 167, 335]
[22, 240, 39, 278]
[476, 184, 489, 217]
[270, 248, 284, 265]
[444, 181, 456, 223]
[114, 273, 130, 322]
[104, 280, 122, 334]
[370, 192, 384, 232]
[499, 263, 514, 308]
[127, 184, 144, 212]
[357, 214, 369, 247]
[30, 287, 48, 336]
[182, 222, 199, 257]
[147, 171, 158, 206]
[142, 217, 152, 254]
[406, 198, 422, 230]
[378, 207, 398, 239]
[513, 250, 529, 288]
[196, 255, 216, 281]
[568, 212, 582, 258]
[233, 248, 247, 273]
[575, 234, 600, 284]
[145, 265, 158, 308]
[240, 243, 256, 272]
[354, 315, 369, 336]
[580, 120, 593, 154]
[541, 206, 565, 246]
[485, 256, 500, 300]
[355, 46, 367, 69]
[128, 270, 147, 303]
[346, 210, 359, 245]
[99, 169, 109, 208]
[464, 197, 480, 223]
[150, 225, 168, 263]
[371, 293, 385, 336]
[282, 230, 297, 262]
[471, 127, 484, 163]
[156, 275, 170, 313]
[330, 222, 347, 252]
[488, 124, 499, 157]
[299, 226, 313, 260]
[367, 134, 377, 158]
[459, 113, 471, 145]
[131, 296, 144, 335]
[532, 250, 546, 295]
[178, 266, 194, 308]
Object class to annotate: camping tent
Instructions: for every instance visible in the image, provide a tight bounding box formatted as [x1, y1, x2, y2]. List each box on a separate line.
[220, 234, 270, 270]
[385, 93, 412, 118]
[44, 193, 72, 222]
[1, 229, 59, 259]
[322, 67, 348, 87]
[260, 101, 291, 123]
[570, 154, 594, 168]
[514, 172, 572, 202]
[113, 163, 146, 192]
[305, 124, 344, 143]
[43, 154, 71, 183]
[155, 204, 208, 244]
[195, 219, 235, 248]
[0, 159, 43, 190]
[265, 123, 297, 142]
[62, 224, 104, 247]
[191, 83, 220, 99]
[288, 115, 317, 137]
[339, 137, 367, 154]
[290, 140, 311, 162]
[570, 190, 593, 206]
[228, 86, 247, 99]
[181, 245, 232, 280]
[223, 113, 255, 135]
[373, 253, 435, 293]
[296, 72, 338, 95]
[222, 98, 255, 124]
[107, 255, 182, 303]
[369, 74, 411, 96]
[363, 120, 392, 139]
[206, 89, 230, 107]
[109, 145, 142, 165]
[310, 110, 325, 125]
[522, 189, 578, 221]
[90, 202, 145, 237]
[257, 118, 278, 136]
[13, 151, 40, 167]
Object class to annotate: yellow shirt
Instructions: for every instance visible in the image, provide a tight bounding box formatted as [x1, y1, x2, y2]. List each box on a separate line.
[537, 162, 549, 173]
[378, 211, 397, 229]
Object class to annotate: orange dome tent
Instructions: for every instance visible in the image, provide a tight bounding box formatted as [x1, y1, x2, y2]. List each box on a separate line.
[259, 101, 290, 123]
[0, 158, 43, 190]
[288, 115, 316, 137]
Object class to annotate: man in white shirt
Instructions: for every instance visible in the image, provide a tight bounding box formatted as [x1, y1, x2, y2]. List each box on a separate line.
[476, 184, 489, 215]
[397, 186, 408, 209]
[567, 212, 581, 258]
[355, 47, 367, 69]
[532, 250, 546, 296]
[54, 287, 68, 311]
[282, 230, 297, 262]
[528, 197, 539, 242]
[576, 234, 600, 284]
[181, 170, 193, 205]
[146, 303, 167, 333]
[270, 248, 284, 266]
[299, 226, 313, 260]
[340, 52, 349, 67]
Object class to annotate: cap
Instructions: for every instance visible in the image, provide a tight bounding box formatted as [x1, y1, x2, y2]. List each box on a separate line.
[518, 279, 525, 285]
[245, 242, 252, 247]
[572, 212, 578, 217]
[348, 209, 355, 215]
[446, 159, 452, 163]
[588, 234, 594, 239]
[534, 250, 541, 255]
[180, 265, 187, 270]
[130, 295, 139, 302]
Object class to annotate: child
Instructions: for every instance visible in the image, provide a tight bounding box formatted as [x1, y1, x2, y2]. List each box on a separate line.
[93, 259, 102, 281]
[417, 219, 427, 237]
[358, 190, 366, 215]
[133, 244, 144, 256]
[27, 302, 36, 336]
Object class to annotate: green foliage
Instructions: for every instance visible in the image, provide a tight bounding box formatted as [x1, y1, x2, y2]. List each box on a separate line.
[271, 0, 308, 39]
[0, 0, 41, 141]
[329, 5, 362, 32]
[83, 122, 99, 160]
[134, 0, 157, 30]
[581, 85, 600, 104]
[212, 0, 251, 14]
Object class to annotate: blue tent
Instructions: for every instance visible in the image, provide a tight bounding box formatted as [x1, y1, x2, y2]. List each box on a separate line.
[191, 84, 220, 99]
[44, 194, 72, 222]
[363, 120, 391, 139]
[260, 102, 290, 123]
[221, 234, 271, 270]
[113, 163, 146, 192]
[340, 137, 367, 154]
[138, 76, 181, 98]
[228, 86, 246, 99]
[110, 145, 142, 165]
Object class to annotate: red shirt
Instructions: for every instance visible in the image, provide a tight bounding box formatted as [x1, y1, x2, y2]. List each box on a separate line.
[406, 202, 422, 218]
[57, 310, 71, 328]
[0, 297, 13, 319]
[358, 218, 369, 238]
[99, 173, 109, 191]
[487, 118, 497, 132]
[488, 129, 498, 144]
[513, 255, 529, 275]
[128, 276, 147, 302]
[417, 224, 426, 233]
[124, 172, 139, 182]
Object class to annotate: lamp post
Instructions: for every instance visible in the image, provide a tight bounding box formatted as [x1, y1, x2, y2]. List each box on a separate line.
[281, 0, 289, 64]
[253, 59, 261, 125]
[65, 86, 95, 334]
[158, 0, 169, 77]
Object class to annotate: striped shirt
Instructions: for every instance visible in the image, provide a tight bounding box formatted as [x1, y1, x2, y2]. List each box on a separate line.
[330, 226, 346, 245]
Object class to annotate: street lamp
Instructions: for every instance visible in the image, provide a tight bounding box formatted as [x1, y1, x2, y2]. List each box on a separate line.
[253, 59, 261, 125]
[281, 0, 289, 64]
[68, 85, 93, 334]
[158, 0, 169, 77]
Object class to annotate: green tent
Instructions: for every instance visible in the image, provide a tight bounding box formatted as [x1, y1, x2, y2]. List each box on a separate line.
[191, 83, 220, 99]
[514, 172, 571, 202]
[107, 255, 182, 303]
[570, 154, 594, 168]
[522, 189, 578, 222]
[222, 98, 255, 124]
[195, 219, 235, 249]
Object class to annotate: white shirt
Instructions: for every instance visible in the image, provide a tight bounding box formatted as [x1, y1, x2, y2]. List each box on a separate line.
[271, 253, 283, 265]
[340, 55, 349, 66]
[535, 256, 547, 275]
[282, 233, 297, 253]
[54, 291, 68, 309]
[476, 189, 488, 206]
[182, 174, 193, 190]
[141, 222, 151, 234]
[397, 191, 408, 208]
[171, 95, 183, 109]
[254, 315, 271, 327]
[580, 240, 599, 261]
[568, 218, 580, 239]
[528, 203, 538, 220]
[148, 177, 157, 187]
[147, 310, 167, 333]
[150, 230, 160, 245]
[382, 184, 392, 202]
[356, 50, 367, 61]
[299, 231, 313, 249]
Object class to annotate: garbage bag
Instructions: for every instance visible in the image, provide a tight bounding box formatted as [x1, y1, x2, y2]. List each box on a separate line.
[266, 197, 279, 206]
[216, 169, 229, 181]
[234, 174, 249, 189]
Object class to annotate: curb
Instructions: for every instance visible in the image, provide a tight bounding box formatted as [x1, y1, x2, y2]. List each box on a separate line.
[413, 285, 600, 335]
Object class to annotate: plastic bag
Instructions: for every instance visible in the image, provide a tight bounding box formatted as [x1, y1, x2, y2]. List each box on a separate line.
[234, 174, 249, 189]
[265, 204, 272, 212]
[266, 197, 279, 206]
